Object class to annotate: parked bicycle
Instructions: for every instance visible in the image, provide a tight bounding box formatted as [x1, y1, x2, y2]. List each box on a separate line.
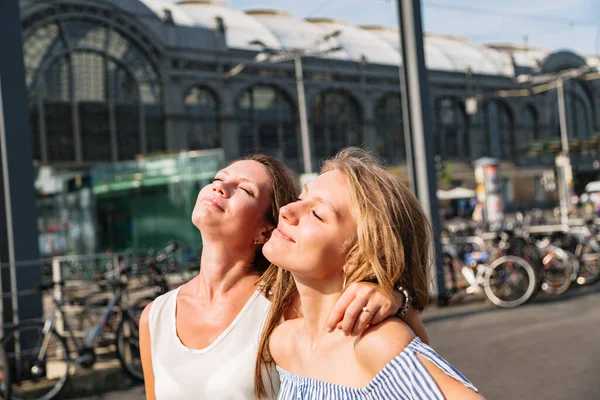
[443, 225, 542, 308]
[113, 242, 177, 381]
[1, 267, 137, 400]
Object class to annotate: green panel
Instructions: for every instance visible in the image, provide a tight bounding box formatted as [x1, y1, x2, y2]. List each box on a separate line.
[93, 149, 224, 254]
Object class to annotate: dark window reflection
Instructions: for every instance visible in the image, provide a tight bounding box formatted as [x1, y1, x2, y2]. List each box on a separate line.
[237, 85, 299, 170]
[311, 91, 363, 164]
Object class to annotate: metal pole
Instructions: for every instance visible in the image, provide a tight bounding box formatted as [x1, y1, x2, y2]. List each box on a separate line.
[0, 76, 19, 327]
[0, 0, 43, 325]
[556, 79, 570, 156]
[397, 0, 446, 303]
[294, 53, 313, 174]
[556, 79, 572, 223]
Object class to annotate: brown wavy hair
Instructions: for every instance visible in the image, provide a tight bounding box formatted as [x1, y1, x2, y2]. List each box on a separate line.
[254, 148, 431, 397]
[240, 154, 299, 275]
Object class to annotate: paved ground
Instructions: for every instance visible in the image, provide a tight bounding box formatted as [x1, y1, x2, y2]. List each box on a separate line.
[423, 285, 600, 400]
[73, 284, 600, 399]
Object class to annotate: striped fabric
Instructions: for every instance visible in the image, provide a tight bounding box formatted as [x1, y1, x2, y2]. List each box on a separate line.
[276, 337, 478, 399]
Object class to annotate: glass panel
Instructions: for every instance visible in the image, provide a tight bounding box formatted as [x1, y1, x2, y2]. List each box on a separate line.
[283, 122, 299, 159]
[145, 104, 165, 153]
[238, 123, 255, 154]
[487, 102, 500, 157]
[236, 86, 298, 168]
[184, 87, 217, 116]
[188, 120, 220, 150]
[258, 122, 278, 150]
[500, 104, 512, 158]
[44, 57, 71, 101]
[110, 63, 138, 104]
[106, 30, 129, 60]
[45, 101, 75, 162]
[23, 23, 62, 88]
[80, 101, 111, 162]
[63, 21, 106, 53]
[572, 97, 588, 138]
[520, 106, 536, 142]
[375, 94, 405, 165]
[116, 104, 140, 160]
[72, 52, 106, 102]
[311, 92, 362, 162]
[184, 87, 219, 150]
[30, 99, 41, 162]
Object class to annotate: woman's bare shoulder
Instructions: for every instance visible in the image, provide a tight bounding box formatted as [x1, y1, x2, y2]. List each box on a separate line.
[269, 318, 301, 366]
[354, 317, 416, 375]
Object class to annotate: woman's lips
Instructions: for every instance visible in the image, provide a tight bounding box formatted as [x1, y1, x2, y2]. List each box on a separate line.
[274, 227, 294, 242]
[202, 197, 224, 211]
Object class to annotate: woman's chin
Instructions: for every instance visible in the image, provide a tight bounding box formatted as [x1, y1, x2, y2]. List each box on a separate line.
[191, 212, 225, 233]
[262, 241, 280, 264]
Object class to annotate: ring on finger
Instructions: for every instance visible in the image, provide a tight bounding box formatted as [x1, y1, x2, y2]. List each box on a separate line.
[362, 306, 375, 316]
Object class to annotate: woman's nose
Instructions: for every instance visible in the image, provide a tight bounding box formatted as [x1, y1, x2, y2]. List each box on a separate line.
[280, 204, 299, 225]
[212, 181, 228, 197]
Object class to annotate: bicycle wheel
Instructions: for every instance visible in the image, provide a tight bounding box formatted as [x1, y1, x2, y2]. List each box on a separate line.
[2, 321, 71, 400]
[540, 247, 574, 296]
[0, 342, 11, 400]
[484, 255, 540, 308]
[115, 298, 151, 381]
[576, 244, 600, 285]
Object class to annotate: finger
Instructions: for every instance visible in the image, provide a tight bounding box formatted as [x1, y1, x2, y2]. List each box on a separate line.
[326, 290, 356, 332]
[341, 297, 367, 335]
[336, 321, 343, 330]
[370, 303, 393, 326]
[351, 304, 381, 336]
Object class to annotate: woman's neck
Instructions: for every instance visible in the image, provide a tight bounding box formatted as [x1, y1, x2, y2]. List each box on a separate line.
[194, 237, 259, 301]
[294, 274, 344, 345]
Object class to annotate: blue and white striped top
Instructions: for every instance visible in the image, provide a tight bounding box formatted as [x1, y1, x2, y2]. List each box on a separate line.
[276, 337, 478, 399]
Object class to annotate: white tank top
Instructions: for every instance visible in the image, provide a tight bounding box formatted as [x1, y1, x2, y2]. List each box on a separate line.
[149, 287, 279, 399]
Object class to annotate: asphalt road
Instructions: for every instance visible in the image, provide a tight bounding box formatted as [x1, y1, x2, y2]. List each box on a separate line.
[423, 285, 600, 400]
[75, 284, 600, 400]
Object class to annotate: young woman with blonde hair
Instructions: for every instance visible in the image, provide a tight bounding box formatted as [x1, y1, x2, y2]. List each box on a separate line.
[140, 154, 428, 399]
[258, 148, 481, 399]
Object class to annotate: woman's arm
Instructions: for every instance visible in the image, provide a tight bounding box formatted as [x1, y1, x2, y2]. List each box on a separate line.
[324, 283, 430, 343]
[140, 302, 156, 400]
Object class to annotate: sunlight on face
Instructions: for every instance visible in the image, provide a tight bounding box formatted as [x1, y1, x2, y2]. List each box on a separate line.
[263, 170, 355, 280]
[192, 160, 274, 247]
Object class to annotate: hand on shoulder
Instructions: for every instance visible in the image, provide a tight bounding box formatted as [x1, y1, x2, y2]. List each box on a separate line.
[354, 317, 416, 376]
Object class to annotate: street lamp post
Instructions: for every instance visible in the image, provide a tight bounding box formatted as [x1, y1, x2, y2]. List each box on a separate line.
[226, 33, 341, 175]
[293, 53, 312, 174]
[556, 79, 570, 158]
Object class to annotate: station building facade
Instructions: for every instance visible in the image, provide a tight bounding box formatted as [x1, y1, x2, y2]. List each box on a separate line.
[20, 0, 600, 254]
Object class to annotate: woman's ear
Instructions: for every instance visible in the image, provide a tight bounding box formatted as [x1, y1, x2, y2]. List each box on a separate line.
[255, 225, 274, 245]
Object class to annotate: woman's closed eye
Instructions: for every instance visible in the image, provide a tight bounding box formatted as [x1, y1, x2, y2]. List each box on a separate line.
[311, 210, 323, 221]
[240, 187, 253, 196]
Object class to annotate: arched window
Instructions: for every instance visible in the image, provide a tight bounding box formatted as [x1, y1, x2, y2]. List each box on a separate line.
[237, 85, 300, 171]
[311, 91, 362, 162]
[23, 19, 163, 164]
[550, 80, 593, 140]
[434, 98, 468, 159]
[375, 93, 405, 165]
[184, 87, 220, 150]
[479, 101, 513, 159]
